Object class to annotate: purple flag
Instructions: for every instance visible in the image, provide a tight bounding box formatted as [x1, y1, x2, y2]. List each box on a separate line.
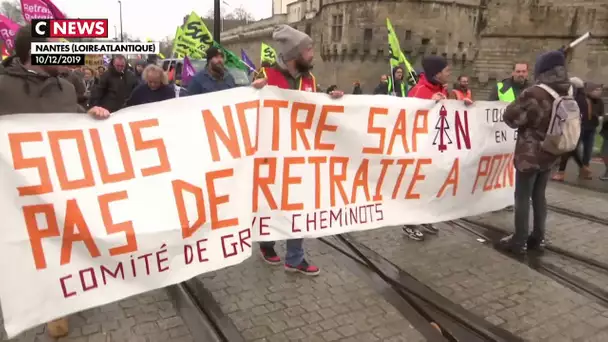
[182, 56, 196, 85]
[102, 55, 111, 66]
[20, 0, 66, 22]
[0, 14, 19, 52]
[240, 49, 255, 73]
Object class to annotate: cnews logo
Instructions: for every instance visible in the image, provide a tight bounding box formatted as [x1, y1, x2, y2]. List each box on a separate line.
[31, 19, 109, 38]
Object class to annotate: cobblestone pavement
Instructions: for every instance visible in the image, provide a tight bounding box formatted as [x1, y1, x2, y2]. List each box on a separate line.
[197, 239, 426, 342]
[473, 184, 608, 264]
[557, 160, 608, 192]
[351, 224, 608, 341]
[546, 184, 608, 220]
[471, 183, 608, 302]
[1, 289, 194, 342]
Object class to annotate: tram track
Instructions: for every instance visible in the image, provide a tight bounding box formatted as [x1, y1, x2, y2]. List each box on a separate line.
[318, 235, 524, 342]
[168, 280, 244, 342]
[453, 219, 608, 309]
[547, 204, 608, 226]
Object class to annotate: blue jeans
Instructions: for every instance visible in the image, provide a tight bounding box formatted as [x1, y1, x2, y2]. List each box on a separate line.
[580, 129, 596, 166]
[260, 239, 304, 266]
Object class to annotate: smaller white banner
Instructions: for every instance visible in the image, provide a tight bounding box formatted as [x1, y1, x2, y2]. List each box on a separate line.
[30, 42, 159, 55]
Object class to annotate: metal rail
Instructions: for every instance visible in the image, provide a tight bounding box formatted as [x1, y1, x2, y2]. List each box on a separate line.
[547, 204, 608, 226]
[168, 280, 244, 342]
[453, 219, 608, 308]
[319, 235, 524, 342]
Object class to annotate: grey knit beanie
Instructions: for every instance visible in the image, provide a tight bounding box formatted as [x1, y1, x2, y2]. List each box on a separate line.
[272, 25, 313, 61]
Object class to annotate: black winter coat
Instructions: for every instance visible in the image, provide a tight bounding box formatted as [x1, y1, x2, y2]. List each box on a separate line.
[89, 67, 139, 112]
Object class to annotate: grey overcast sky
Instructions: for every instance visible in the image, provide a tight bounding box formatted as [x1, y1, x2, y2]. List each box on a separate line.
[51, 0, 273, 40]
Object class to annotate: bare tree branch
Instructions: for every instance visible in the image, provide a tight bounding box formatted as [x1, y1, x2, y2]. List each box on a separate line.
[1, 0, 26, 25]
[230, 5, 254, 22]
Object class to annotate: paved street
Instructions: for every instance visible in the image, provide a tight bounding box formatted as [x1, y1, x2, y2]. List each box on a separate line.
[466, 182, 608, 340]
[1, 289, 194, 342]
[474, 184, 608, 264]
[197, 239, 426, 342]
[555, 160, 608, 193]
[352, 223, 608, 341]
[194, 178, 608, 341]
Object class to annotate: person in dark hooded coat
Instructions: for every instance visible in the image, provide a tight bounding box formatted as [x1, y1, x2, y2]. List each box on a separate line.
[89, 54, 139, 113]
[499, 50, 573, 255]
[0, 23, 109, 339]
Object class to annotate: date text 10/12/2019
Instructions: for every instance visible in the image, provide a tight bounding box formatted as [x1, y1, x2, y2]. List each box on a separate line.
[31, 54, 86, 66]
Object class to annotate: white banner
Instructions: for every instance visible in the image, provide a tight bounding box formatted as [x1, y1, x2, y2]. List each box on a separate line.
[0, 87, 514, 337]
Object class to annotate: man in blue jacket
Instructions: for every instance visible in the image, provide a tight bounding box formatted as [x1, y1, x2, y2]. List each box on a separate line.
[187, 46, 236, 95]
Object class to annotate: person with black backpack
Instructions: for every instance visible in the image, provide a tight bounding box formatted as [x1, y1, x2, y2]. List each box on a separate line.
[499, 50, 581, 255]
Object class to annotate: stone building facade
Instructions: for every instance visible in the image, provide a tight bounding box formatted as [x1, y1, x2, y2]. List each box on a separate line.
[220, 0, 607, 97]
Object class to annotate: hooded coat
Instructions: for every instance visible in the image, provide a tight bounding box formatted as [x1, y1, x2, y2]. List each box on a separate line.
[0, 56, 84, 115]
[503, 62, 570, 172]
[89, 65, 139, 113]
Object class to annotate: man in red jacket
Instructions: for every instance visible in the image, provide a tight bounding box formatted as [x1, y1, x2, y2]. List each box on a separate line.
[251, 25, 343, 276]
[401, 55, 452, 240]
[408, 55, 451, 100]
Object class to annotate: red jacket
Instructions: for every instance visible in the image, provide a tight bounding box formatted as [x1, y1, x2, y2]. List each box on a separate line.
[407, 73, 447, 99]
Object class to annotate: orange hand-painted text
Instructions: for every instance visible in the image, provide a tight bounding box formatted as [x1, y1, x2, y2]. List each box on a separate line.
[10, 119, 171, 270]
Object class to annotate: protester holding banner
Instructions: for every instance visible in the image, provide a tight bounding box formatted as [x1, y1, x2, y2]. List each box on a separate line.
[408, 55, 451, 101]
[402, 55, 455, 240]
[0, 24, 108, 118]
[449, 75, 473, 101]
[187, 46, 237, 95]
[89, 55, 139, 113]
[499, 50, 574, 255]
[252, 24, 344, 275]
[125, 64, 176, 107]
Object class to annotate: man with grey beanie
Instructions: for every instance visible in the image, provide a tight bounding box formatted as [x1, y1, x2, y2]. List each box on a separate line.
[252, 25, 342, 97]
[252, 25, 343, 276]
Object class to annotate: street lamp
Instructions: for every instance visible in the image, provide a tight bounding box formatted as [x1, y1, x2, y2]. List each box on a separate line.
[213, 0, 220, 43]
[113, 25, 117, 41]
[118, 1, 123, 42]
[221, 1, 231, 33]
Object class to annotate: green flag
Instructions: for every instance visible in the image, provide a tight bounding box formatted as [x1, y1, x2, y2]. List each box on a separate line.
[213, 42, 247, 71]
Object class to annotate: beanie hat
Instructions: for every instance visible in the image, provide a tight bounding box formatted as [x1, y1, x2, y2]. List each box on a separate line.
[421, 55, 448, 79]
[534, 50, 565, 78]
[272, 25, 313, 61]
[206, 46, 223, 64]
